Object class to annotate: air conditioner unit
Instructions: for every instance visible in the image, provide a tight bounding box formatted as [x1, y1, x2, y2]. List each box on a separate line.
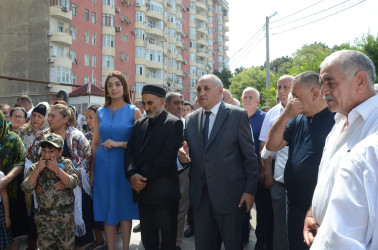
[116, 26, 122, 32]
[167, 2, 172, 7]
[131, 30, 136, 35]
[121, 16, 126, 22]
[182, 6, 186, 12]
[135, 2, 141, 6]
[115, 7, 121, 12]
[47, 58, 55, 63]
[46, 31, 52, 37]
[62, 6, 69, 12]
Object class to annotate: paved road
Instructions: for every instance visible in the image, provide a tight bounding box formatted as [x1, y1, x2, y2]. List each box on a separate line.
[21, 207, 257, 249]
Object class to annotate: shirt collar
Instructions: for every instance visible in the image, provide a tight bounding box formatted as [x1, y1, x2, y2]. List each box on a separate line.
[335, 95, 378, 124]
[204, 101, 222, 116]
[250, 108, 261, 118]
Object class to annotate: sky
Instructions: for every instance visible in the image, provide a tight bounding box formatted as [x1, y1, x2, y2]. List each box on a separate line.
[227, 0, 378, 71]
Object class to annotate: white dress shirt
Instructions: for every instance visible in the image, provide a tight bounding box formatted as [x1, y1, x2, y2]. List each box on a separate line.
[312, 94, 378, 225]
[259, 103, 288, 183]
[311, 132, 378, 250]
[202, 101, 222, 139]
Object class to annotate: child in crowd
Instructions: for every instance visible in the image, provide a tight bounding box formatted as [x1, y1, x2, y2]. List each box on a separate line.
[21, 132, 79, 249]
[0, 171, 12, 249]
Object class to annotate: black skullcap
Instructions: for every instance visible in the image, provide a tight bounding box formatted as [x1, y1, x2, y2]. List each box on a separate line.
[32, 104, 47, 117]
[142, 85, 166, 98]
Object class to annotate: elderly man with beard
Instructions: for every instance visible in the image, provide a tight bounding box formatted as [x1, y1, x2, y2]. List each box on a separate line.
[125, 85, 183, 250]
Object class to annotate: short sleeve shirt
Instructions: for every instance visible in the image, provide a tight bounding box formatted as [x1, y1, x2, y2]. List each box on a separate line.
[248, 108, 266, 155]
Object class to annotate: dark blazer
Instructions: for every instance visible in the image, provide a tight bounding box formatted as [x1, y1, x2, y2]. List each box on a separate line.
[185, 101, 258, 214]
[124, 110, 183, 204]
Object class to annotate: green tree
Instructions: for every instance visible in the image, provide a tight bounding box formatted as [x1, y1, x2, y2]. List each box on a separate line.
[229, 67, 276, 100]
[213, 68, 233, 89]
[259, 86, 277, 109]
[269, 56, 293, 75]
[234, 66, 245, 75]
[287, 42, 333, 75]
[356, 34, 378, 78]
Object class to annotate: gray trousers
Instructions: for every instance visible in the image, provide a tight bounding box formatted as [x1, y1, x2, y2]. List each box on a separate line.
[176, 167, 190, 246]
[271, 181, 288, 250]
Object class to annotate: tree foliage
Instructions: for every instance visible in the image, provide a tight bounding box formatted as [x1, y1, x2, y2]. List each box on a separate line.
[229, 67, 276, 100]
[213, 68, 233, 89]
[287, 42, 333, 75]
[356, 34, 378, 79]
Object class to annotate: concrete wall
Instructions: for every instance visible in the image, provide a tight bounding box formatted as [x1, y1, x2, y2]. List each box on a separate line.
[0, 0, 51, 105]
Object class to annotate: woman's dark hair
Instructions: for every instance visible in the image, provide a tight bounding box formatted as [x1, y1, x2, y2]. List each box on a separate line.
[10, 107, 27, 119]
[87, 105, 100, 113]
[104, 71, 131, 106]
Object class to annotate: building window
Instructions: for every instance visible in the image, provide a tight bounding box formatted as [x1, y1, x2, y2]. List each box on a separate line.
[92, 55, 96, 67]
[72, 3, 76, 15]
[136, 65, 145, 76]
[135, 29, 145, 40]
[190, 92, 196, 101]
[69, 27, 77, 40]
[85, 9, 89, 21]
[84, 31, 89, 43]
[71, 73, 76, 84]
[168, 28, 175, 37]
[146, 50, 163, 62]
[136, 47, 145, 58]
[70, 50, 76, 63]
[189, 14, 195, 22]
[84, 76, 89, 83]
[168, 43, 176, 53]
[102, 14, 114, 26]
[168, 14, 175, 23]
[84, 54, 89, 66]
[208, 27, 213, 34]
[92, 76, 96, 85]
[50, 66, 71, 84]
[189, 27, 195, 35]
[103, 0, 114, 6]
[189, 1, 195, 9]
[190, 40, 196, 48]
[190, 66, 196, 75]
[218, 45, 223, 53]
[168, 58, 176, 68]
[218, 14, 222, 22]
[121, 34, 129, 42]
[120, 53, 129, 61]
[208, 38, 213, 46]
[190, 79, 197, 88]
[136, 11, 145, 22]
[136, 82, 144, 94]
[58, 46, 64, 57]
[92, 12, 96, 24]
[148, 1, 163, 14]
[102, 55, 114, 68]
[58, 22, 64, 32]
[218, 35, 223, 44]
[92, 34, 96, 45]
[189, 53, 196, 61]
[123, 72, 129, 79]
[102, 34, 115, 47]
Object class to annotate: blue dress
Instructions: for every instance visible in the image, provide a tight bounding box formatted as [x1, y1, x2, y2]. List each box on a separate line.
[93, 104, 139, 225]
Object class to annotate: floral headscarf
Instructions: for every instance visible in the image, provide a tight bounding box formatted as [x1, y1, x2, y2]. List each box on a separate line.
[0, 111, 25, 198]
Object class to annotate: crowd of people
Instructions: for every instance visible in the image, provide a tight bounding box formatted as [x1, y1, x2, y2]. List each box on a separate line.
[0, 49, 377, 250]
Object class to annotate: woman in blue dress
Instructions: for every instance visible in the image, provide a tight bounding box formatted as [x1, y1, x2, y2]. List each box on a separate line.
[91, 71, 142, 250]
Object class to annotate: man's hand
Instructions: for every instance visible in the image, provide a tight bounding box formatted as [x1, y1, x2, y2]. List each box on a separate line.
[130, 174, 147, 193]
[238, 193, 255, 212]
[303, 212, 319, 246]
[178, 141, 191, 163]
[35, 157, 48, 172]
[284, 98, 304, 118]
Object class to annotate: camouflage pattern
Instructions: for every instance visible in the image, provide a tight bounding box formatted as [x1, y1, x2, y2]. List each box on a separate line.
[34, 208, 75, 250]
[21, 156, 78, 248]
[21, 157, 79, 208]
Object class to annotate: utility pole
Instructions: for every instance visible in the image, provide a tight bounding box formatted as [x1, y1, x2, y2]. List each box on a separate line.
[265, 11, 278, 93]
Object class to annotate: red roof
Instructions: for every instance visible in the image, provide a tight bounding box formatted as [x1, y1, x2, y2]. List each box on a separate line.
[69, 83, 105, 97]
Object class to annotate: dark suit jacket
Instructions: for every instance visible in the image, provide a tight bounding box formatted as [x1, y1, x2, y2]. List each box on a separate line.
[124, 110, 183, 204]
[185, 101, 258, 214]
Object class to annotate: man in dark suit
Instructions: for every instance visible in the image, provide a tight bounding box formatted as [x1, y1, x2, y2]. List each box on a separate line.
[179, 74, 259, 250]
[124, 85, 183, 250]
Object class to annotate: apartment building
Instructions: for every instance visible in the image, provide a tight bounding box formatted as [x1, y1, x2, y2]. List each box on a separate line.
[0, 0, 229, 107]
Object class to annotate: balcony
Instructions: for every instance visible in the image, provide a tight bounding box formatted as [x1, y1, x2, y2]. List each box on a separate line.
[224, 35, 229, 41]
[197, 38, 207, 46]
[49, 32, 72, 46]
[146, 10, 164, 21]
[195, 1, 206, 11]
[176, 54, 184, 62]
[50, 6, 72, 22]
[103, 5, 115, 15]
[146, 27, 164, 38]
[176, 0, 183, 6]
[196, 49, 207, 58]
[102, 47, 115, 57]
[195, 13, 207, 23]
[176, 39, 183, 48]
[224, 25, 229, 32]
[196, 26, 207, 34]
[146, 61, 164, 69]
[49, 57, 72, 68]
[224, 45, 229, 51]
[224, 15, 229, 22]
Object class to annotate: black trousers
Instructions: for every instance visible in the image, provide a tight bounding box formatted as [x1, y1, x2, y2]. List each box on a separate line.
[286, 199, 309, 250]
[139, 200, 179, 250]
[254, 183, 274, 250]
[193, 187, 244, 250]
[186, 206, 194, 228]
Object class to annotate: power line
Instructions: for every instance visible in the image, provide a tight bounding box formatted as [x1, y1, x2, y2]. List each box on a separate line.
[271, 0, 366, 36]
[271, 0, 325, 24]
[225, 25, 265, 64]
[230, 36, 265, 68]
[271, 0, 352, 30]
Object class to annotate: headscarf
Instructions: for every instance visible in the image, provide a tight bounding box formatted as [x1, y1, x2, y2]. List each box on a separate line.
[0, 111, 25, 198]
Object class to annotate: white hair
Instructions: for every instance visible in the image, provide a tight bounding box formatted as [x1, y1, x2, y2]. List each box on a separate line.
[242, 87, 260, 99]
[321, 50, 376, 92]
[199, 74, 223, 88]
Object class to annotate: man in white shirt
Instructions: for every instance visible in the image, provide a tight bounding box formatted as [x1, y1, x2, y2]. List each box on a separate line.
[303, 50, 378, 248]
[311, 132, 378, 249]
[259, 75, 293, 250]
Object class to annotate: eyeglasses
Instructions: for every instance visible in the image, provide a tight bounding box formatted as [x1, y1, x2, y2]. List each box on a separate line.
[12, 115, 25, 120]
